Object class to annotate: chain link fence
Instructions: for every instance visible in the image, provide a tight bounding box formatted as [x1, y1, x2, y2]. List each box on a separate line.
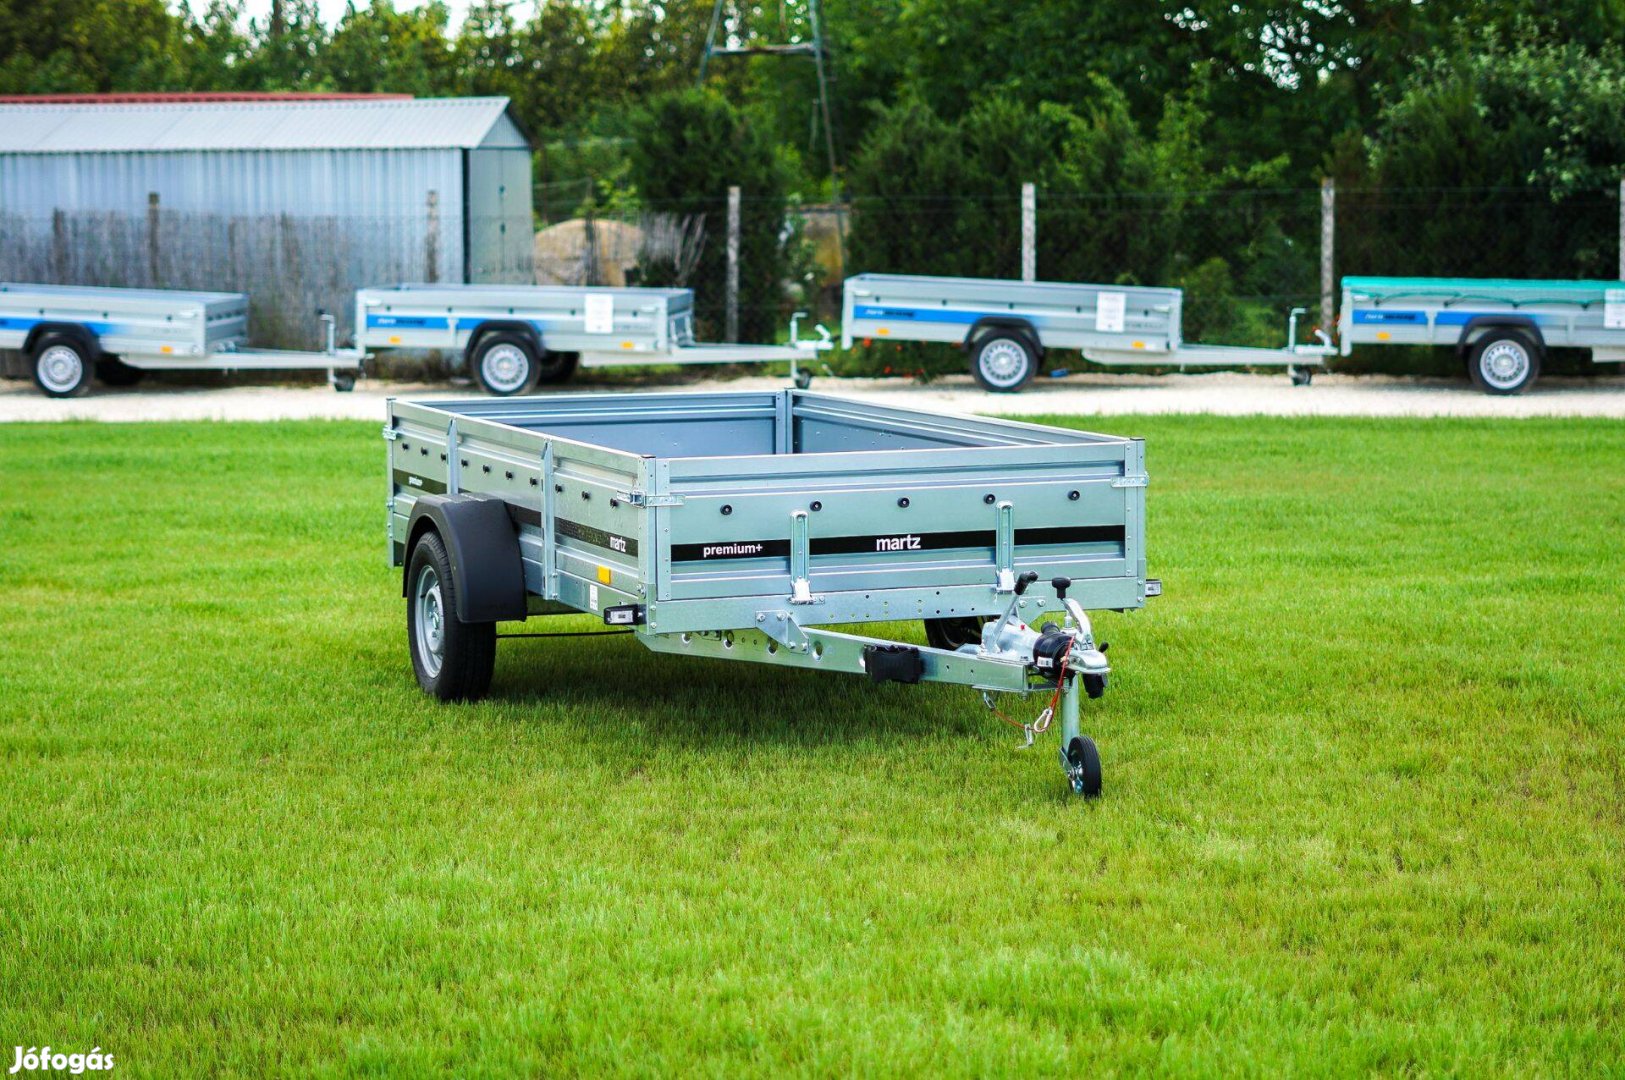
[4, 184, 1621, 381]
[0, 208, 531, 361]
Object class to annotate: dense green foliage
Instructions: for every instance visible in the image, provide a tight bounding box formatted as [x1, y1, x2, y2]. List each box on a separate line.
[2, 416, 1622, 1071]
[1338, 40, 1625, 282]
[626, 89, 792, 341]
[6, 3, 1625, 370]
[843, 82, 1307, 361]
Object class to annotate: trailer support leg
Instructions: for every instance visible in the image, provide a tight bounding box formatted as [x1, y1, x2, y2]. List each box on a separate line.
[1057, 673, 1080, 770]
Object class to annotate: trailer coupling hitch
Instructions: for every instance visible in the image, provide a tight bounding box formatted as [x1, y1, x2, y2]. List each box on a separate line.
[981, 575, 1113, 752]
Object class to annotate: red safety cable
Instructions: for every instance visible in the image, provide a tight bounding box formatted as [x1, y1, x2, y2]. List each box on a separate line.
[990, 651, 1069, 734]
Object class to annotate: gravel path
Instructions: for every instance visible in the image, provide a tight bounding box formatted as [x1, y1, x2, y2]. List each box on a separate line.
[3, 370, 1624, 422]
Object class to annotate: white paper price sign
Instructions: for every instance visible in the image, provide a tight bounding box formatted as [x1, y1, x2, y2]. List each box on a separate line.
[1605, 289, 1625, 330]
[1096, 291, 1127, 334]
[584, 294, 615, 335]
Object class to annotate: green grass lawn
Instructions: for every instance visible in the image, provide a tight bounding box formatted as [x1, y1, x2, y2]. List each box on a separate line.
[1, 416, 1622, 1076]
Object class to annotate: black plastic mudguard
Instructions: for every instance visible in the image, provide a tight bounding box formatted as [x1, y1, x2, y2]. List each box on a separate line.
[403, 493, 528, 623]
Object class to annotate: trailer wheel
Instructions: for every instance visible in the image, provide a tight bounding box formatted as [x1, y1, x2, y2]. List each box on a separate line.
[331, 372, 356, 393]
[472, 333, 540, 396]
[407, 531, 496, 702]
[971, 334, 1037, 393]
[94, 356, 145, 387]
[534, 350, 579, 386]
[32, 334, 94, 397]
[794, 368, 814, 390]
[1065, 735, 1102, 798]
[1468, 331, 1541, 395]
[924, 616, 990, 651]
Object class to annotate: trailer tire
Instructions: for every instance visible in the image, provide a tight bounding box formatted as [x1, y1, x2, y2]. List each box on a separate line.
[971, 333, 1038, 393]
[94, 356, 145, 387]
[407, 530, 496, 702]
[471, 333, 541, 396]
[1066, 735, 1103, 798]
[535, 350, 579, 385]
[924, 616, 990, 651]
[31, 334, 94, 397]
[1468, 330, 1540, 395]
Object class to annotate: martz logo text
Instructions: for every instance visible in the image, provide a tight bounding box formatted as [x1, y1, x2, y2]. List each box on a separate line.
[874, 534, 922, 551]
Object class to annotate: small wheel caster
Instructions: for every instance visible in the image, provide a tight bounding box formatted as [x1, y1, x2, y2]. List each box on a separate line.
[1064, 735, 1102, 798]
[1290, 368, 1313, 387]
[332, 373, 357, 392]
[793, 369, 814, 390]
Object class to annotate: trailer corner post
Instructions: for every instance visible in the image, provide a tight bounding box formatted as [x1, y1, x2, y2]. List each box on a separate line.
[1021, 183, 1037, 283]
[726, 186, 741, 343]
[1320, 178, 1336, 335]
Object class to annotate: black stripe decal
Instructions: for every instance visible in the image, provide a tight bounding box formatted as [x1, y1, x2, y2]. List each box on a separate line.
[671, 525, 1125, 562]
[506, 503, 543, 528]
[671, 538, 793, 561]
[556, 517, 639, 556]
[1018, 525, 1126, 546]
[393, 469, 447, 495]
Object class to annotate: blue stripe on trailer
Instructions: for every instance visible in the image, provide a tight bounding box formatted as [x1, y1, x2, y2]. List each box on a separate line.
[368, 314, 451, 330]
[1353, 309, 1547, 327]
[0, 316, 114, 334]
[853, 304, 1030, 326]
[367, 315, 558, 332]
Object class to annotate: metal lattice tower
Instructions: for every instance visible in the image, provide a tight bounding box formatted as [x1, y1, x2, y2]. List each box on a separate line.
[700, 0, 842, 207]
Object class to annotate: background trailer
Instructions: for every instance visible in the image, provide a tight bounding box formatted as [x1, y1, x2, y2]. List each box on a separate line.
[357, 284, 832, 394]
[0, 282, 362, 396]
[1338, 276, 1625, 394]
[842, 273, 1334, 392]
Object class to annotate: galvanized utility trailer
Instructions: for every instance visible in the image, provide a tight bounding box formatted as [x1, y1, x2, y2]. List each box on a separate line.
[385, 390, 1158, 796]
[0, 282, 363, 397]
[357, 284, 832, 396]
[1338, 276, 1625, 394]
[841, 273, 1333, 392]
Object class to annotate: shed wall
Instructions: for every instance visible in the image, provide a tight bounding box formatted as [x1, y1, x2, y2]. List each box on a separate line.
[465, 147, 533, 284]
[0, 148, 539, 348]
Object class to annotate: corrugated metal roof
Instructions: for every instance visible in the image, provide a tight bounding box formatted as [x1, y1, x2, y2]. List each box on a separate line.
[0, 93, 410, 103]
[0, 97, 525, 153]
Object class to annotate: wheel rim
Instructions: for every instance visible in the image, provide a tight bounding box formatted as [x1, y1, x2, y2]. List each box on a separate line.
[1479, 340, 1529, 390]
[481, 344, 532, 394]
[978, 339, 1029, 388]
[414, 564, 446, 678]
[37, 345, 84, 393]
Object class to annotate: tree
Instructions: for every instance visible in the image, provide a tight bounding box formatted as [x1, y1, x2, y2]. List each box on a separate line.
[0, 0, 192, 92]
[1340, 39, 1625, 283]
[322, 1, 456, 95]
[233, 0, 329, 89]
[627, 87, 792, 341]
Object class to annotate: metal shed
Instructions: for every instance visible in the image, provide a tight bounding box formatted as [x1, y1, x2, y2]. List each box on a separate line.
[0, 95, 533, 348]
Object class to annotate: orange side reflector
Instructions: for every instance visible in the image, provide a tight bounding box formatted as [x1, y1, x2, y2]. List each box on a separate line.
[596, 566, 612, 584]
[1376, 331, 1392, 341]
